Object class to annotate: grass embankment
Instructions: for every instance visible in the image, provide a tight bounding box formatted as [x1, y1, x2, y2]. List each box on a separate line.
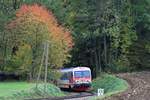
[0, 82, 64, 100]
[92, 74, 128, 99]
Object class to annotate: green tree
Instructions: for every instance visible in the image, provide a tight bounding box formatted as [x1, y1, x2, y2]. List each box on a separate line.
[65, 0, 137, 75]
[5, 4, 73, 79]
[127, 0, 150, 70]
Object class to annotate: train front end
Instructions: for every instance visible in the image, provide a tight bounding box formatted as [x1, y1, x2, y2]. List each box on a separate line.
[72, 67, 92, 91]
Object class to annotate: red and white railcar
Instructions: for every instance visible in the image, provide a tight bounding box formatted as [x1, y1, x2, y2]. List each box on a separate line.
[58, 67, 92, 91]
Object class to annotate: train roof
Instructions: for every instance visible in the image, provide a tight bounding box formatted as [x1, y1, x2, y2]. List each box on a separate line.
[60, 67, 90, 72]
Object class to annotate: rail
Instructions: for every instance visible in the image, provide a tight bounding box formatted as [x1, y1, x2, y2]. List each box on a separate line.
[26, 91, 95, 100]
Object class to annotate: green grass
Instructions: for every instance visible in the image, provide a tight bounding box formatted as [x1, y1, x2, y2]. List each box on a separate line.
[91, 74, 128, 100]
[0, 82, 34, 97]
[0, 82, 64, 100]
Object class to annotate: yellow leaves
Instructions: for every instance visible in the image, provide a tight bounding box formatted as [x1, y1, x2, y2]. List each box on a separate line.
[14, 4, 73, 49]
[7, 4, 73, 68]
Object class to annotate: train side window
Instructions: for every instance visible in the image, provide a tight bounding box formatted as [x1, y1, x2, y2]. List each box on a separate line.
[68, 72, 73, 78]
[60, 72, 73, 80]
[60, 73, 68, 80]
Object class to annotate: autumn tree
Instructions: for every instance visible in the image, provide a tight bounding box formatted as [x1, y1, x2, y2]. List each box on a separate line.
[6, 4, 73, 79]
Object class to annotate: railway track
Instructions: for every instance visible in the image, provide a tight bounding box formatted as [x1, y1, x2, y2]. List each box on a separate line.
[27, 91, 95, 100]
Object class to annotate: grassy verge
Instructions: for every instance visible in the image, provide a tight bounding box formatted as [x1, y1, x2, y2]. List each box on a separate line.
[91, 74, 128, 100]
[0, 82, 64, 100]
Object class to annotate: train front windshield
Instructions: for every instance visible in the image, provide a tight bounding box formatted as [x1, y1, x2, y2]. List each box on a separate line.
[74, 70, 91, 78]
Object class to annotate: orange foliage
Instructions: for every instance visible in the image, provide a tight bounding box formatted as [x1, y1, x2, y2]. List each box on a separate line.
[8, 4, 73, 48]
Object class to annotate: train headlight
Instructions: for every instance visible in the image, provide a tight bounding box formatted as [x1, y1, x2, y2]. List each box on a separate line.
[75, 80, 80, 83]
[86, 80, 91, 83]
[76, 80, 83, 83]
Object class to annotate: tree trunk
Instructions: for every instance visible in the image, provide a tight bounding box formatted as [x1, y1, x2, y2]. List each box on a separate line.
[29, 72, 33, 82]
[104, 34, 107, 66]
[94, 49, 99, 77]
[98, 47, 102, 73]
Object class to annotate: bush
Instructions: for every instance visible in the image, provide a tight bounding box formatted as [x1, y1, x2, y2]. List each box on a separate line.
[106, 58, 131, 73]
[13, 84, 64, 99]
[92, 74, 128, 94]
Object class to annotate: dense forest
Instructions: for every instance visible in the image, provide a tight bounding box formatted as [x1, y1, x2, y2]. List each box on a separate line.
[0, 0, 150, 79]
